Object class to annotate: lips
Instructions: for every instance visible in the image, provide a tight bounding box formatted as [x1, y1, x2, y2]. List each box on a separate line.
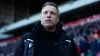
[45, 20, 52, 22]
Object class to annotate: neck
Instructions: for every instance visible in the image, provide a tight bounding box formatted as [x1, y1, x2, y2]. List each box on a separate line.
[44, 26, 56, 32]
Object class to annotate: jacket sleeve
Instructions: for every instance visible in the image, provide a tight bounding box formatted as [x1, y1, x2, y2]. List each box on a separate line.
[70, 39, 78, 56]
[14, 36, 24, 56]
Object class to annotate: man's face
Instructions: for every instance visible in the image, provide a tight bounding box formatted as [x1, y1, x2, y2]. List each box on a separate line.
[40, 5, 59, 29]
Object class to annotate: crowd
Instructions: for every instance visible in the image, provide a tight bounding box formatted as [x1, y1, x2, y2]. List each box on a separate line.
[65, 18, 100, 56]
[0, 40, 18, 56]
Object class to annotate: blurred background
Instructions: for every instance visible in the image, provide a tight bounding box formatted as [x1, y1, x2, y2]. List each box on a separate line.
[0, 0, 100, 56]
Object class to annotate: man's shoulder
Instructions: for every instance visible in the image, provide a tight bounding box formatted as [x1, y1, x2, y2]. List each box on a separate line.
[22, 32, 34, 39]
[61, 30, 70, 39]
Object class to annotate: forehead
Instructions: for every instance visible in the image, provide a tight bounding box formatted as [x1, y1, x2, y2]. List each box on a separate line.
[42, 5, 58, 13]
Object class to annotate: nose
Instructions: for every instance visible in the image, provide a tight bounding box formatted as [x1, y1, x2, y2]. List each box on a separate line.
[47, 12, 51, 18]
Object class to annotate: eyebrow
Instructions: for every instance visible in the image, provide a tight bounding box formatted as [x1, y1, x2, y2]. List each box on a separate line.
[43, 10, 56, 13]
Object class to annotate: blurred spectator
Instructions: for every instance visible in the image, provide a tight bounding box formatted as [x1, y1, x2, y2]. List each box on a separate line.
[87, 49, 94, 56]
[90, 37, 98, 55]
[96, 51, 100, 56]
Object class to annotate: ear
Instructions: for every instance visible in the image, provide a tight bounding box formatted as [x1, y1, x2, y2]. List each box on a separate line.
[57, 17, 59, 23]
[40, 11, 43, 21]
[40, 15, 42, 21]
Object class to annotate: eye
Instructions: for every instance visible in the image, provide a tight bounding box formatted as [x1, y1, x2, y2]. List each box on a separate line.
[51, 12, 56, 15]
[43, 11, 48, 14]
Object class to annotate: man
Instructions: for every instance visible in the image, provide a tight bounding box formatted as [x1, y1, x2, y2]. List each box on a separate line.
[14, 2, 78, 56]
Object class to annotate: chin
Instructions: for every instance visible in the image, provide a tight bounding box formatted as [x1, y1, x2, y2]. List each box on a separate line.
[45, 24, 53, 27]
[44, 24, 54, 28]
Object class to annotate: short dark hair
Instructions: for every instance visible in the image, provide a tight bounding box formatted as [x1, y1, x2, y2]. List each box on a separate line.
[42, 2, 59, 13]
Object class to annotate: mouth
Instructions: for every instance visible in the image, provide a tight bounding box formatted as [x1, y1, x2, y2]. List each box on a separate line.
[45, 20, 52, 23]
